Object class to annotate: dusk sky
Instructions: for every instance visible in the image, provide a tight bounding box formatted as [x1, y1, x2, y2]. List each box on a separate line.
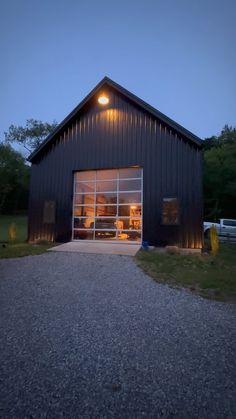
[1, 0, 235, 142]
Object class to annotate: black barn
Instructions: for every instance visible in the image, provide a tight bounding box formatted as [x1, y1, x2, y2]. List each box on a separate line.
[28, 77, 203, 249]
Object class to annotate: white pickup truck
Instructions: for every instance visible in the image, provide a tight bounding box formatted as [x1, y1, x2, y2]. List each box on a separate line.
[204, 219, 236, 241]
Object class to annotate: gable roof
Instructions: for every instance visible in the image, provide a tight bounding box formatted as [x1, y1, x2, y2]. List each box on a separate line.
[28, 76, 202, 162]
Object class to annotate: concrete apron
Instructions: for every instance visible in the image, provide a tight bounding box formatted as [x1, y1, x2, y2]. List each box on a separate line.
[48, 242, 141, 256]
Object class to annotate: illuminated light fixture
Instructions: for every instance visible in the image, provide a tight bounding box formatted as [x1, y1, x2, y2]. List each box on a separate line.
[130, 205, 137, 209]
[98, 95, 109, 105]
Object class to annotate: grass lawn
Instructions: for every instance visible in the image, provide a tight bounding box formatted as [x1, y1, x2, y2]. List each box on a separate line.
[136, 244, 236, 302]
[0, 215, 55, 258]
[0, 243, 56, 258]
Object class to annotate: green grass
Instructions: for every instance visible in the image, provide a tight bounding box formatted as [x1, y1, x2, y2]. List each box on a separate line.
[0, 215, 27, 242]
[136, 244, 236, 302]
[0, 242, 56, 258]
[0, 215, 55, 258]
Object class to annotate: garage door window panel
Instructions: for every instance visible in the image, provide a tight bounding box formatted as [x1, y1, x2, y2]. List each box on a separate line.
[117, 218, 142, 230]
[119, 192, 141, 204]
[96, 205, 117, 217]
[95, 231, 117, 240]
[95, 219, 116, 229]
[75, 171, 95, 181]
[73, 230, 94, 240]
[119, 167, 141, 179]
[118, 231, 141, 241]
[96, 193, 117, 205]
[97, 169, 118, 180]
[73, 206, 95, 217]
[119, 179, 141, 191]
[96, 180, 117, 192]
[75, 182, 95, 193]
[73, 217, 94, 229]
[74, 194, 95, 205]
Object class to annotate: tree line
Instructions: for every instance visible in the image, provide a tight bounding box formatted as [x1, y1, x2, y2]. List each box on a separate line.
[203, 125, 236, 220]
[0, 120, 235, 220]
[0, 120, 57, 214]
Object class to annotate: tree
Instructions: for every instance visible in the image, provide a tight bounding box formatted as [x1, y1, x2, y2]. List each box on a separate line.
[203, 126, 236, 220]
[4, 119, 58, 155]
[0, 143, 30, 214]
[202, 125, 236, 151]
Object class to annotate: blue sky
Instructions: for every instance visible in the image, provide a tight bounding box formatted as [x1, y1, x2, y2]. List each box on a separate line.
[0, 0, 235, 142]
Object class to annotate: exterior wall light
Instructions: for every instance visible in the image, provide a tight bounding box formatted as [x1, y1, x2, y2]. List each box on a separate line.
[98, 95, 109, 105]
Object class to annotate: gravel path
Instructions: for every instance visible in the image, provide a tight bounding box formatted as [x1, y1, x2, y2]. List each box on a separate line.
[0, 252, 235, 419]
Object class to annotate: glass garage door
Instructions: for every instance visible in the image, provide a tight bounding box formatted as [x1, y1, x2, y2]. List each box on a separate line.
[72, 167, 142, 242]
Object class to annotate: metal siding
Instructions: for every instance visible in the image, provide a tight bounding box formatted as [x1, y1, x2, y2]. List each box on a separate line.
[28, 86, 203, 247]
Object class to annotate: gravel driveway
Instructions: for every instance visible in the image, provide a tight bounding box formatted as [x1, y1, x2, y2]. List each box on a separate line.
[0, 252, 235, 418]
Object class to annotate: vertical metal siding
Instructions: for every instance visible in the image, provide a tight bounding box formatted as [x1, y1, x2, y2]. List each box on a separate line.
[28, 86, 203, 248]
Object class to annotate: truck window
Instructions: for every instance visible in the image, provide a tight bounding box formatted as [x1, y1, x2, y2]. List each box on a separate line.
[223, 220, 236, 227]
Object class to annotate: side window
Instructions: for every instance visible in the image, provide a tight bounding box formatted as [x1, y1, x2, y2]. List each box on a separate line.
[43, 200, 56, 224]
[162, 198, 179, 225]
[223, 220, 236, 227]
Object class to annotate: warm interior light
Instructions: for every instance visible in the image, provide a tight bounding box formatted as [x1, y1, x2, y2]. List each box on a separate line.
[130, 205, 137, 209]
[98, 95, 109, 105]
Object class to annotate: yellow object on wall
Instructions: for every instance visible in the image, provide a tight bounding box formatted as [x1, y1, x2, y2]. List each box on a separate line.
[9, 223, 17, 241]
[210, 225, 219, 256]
